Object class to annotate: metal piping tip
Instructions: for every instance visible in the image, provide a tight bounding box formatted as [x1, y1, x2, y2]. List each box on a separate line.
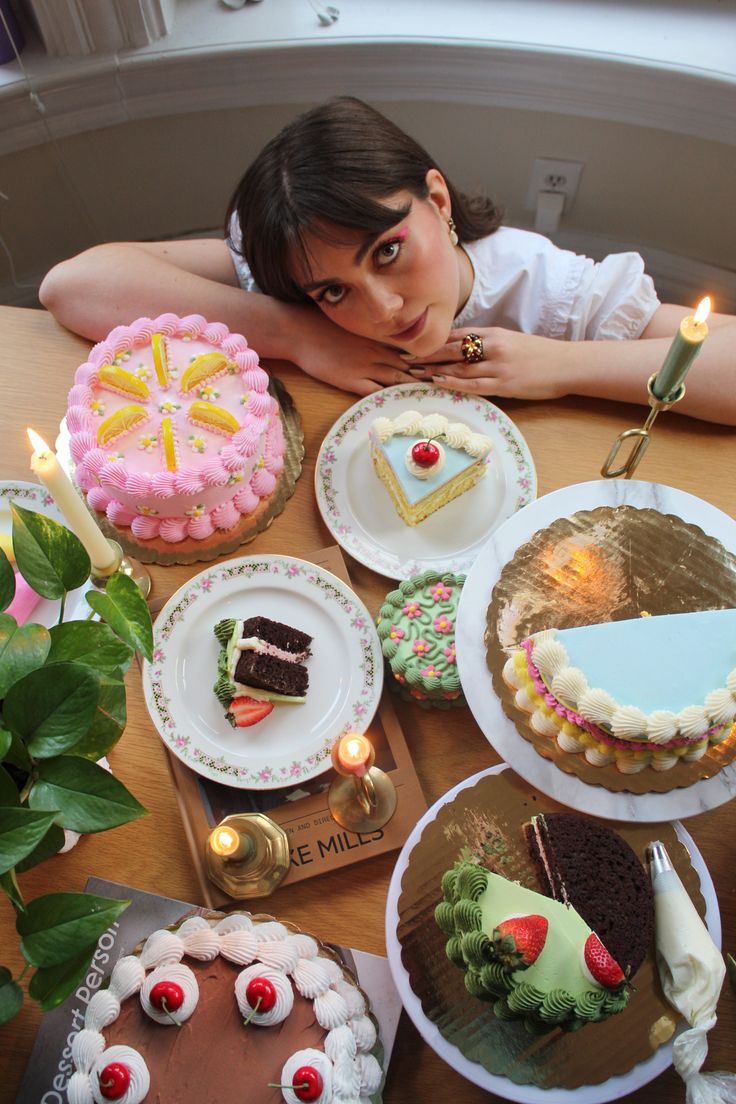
[647, 839, 674, 878]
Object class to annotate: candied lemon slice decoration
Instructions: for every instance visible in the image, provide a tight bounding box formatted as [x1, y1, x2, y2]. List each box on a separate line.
[161, 416, 178, 471]
[188, 401, 239, 436]
[152, 333, 169, 388]
[97, 404, 149, 445]
[180, 353, 231, 394]
[97, 364, 150, 400]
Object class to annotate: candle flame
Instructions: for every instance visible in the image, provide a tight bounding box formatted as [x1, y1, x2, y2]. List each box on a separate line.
[27, 428, 50, 456]
[339, 733, 372, 764]
[211, 826, 240, 857]
[694, 297, 711, 325]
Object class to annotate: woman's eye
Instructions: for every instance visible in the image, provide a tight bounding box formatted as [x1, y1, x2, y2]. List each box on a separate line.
[375, 238, 402, 267]
[319, 285, 346, 305]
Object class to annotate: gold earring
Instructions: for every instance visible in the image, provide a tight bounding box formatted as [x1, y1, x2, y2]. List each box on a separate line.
[448, 217, 459, 247]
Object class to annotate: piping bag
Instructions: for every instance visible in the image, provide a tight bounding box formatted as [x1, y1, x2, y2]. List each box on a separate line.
[648, 841, 736, 1103]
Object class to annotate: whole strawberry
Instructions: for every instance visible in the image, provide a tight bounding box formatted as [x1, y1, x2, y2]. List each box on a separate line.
[491, 914, 548, 970]
[583, 933, 625, 989]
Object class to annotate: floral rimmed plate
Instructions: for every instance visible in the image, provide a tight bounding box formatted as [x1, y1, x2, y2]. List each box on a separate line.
[315, 384, 536, 580]
[0, 480, 93, 626]
[141, 554, 384, 789]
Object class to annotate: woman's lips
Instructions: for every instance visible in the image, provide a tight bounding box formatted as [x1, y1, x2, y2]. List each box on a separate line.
[390, 308, 428, 344]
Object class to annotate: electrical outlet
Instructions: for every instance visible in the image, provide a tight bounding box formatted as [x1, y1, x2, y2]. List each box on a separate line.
[525, 159, 584, 210]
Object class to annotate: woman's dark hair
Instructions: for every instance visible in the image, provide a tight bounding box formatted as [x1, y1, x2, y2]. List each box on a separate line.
[225, 97, 503, 303]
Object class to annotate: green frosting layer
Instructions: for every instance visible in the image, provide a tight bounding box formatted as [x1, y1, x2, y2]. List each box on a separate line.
[435, 858, 630, 1033]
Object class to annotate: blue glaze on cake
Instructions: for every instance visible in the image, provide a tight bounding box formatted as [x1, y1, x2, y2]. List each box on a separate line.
[554, 608, 736, 714]
[380, 436, 480, 506]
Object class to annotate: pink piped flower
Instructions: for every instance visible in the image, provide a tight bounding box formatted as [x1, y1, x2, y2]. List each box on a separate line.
[433, 615, 453, 634]
[389, 626, 405, 641]
[443, 643, 457, 664]
[402, 602, 421, 619]
[412, 639, 430, 656]
[420, 664, 441, 679]
[90, 399, 106, 416]
[430, 583, 452, 601]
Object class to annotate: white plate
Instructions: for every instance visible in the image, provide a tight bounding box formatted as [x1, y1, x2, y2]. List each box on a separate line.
[142, 554, 384, 789]
[385, 763, 721, 1104]
[0, 480, 93, 626]
[315, 384, 536, 580]
[456, 479, 736, 822]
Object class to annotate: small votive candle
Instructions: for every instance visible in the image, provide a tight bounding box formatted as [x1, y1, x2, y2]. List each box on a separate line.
[334, 733, 373, 778]
[208, 824, 254, 862]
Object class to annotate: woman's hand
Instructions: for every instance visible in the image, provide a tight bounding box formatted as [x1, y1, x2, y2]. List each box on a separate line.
[405, 327, 572, 400]
[290, 308, 419, 395]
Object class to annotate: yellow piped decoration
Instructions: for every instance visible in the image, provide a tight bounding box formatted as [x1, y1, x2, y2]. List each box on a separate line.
[161, 416, 178, 472]
[152, 333, 169, 388]
[97, 404, 149, 445]
[188, 401, 239, 436]
[180, 353, 231, 394]
[97, 364, 150, 400]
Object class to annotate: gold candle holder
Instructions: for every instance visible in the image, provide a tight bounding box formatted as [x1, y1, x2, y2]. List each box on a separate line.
[327, 733, 398, 834]
[89, 538, 152, 598]
[601, 374, 686, 479]
[206, 813, 290, 899]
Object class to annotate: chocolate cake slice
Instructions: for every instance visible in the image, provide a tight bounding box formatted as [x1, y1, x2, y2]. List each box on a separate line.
[525, 812, 654, 978]
[213, 616, 313, 725]
[233, 650, 309, 698]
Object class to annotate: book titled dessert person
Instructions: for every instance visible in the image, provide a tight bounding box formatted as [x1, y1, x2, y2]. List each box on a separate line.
[16, 878, 403, 1104]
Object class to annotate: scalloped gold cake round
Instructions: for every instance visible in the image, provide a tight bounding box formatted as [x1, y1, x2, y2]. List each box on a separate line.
[486, 506, 736, 790]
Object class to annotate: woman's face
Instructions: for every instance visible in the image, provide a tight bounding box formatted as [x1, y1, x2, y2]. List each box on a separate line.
[292, 171, 473, 357]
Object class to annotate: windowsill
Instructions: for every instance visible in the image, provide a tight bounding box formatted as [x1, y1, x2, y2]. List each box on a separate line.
[1, 0, 734, 155]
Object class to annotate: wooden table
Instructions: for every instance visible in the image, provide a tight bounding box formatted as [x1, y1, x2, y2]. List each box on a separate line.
[1, 305, 734, 1103]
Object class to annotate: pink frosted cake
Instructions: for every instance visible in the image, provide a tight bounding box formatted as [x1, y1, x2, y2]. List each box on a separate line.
[67, 314, 284, 543]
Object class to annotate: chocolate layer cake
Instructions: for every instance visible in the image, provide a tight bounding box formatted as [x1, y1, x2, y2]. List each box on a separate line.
[525, 812, 654, 977]
[213, 616, 313, 725]
[234, 650, 309, 697]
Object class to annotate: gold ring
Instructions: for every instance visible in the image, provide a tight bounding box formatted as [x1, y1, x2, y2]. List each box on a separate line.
[461, 333, 484, 364]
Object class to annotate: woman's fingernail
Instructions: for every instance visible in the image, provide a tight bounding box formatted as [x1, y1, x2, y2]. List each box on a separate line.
[407, 365, 426, 375]
[432, 374, 446, 382]
[400, 353, 417, 362]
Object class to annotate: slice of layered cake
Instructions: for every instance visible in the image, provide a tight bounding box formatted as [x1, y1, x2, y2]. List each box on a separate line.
[368, 410, 492, 525]
[503, 608, 736, 773]
[214, 616, 312, 727]
[436, 813, 653, 1033]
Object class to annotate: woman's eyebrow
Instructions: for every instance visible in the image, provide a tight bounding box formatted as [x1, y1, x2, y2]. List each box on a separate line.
[300, 232, 381, 292]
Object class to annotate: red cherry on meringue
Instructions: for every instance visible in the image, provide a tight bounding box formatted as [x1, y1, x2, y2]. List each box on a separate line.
[150, 980, 185, 1013]
[99, 1062, 131, 1100]
[411, 439, 440, 468]
[245, 976, 277, 1014]
[291, 1066, 324, 1103]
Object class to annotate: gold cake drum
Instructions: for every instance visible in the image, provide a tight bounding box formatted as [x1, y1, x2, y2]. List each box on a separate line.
[486, 504, 736, 795]
[395, 767, 707, 1092]
[59, 376, 304, 566]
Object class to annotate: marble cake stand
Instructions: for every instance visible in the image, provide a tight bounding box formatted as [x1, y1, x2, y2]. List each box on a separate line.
[455, 479, 736, 822]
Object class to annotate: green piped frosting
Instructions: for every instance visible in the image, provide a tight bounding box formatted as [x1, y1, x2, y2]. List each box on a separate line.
[435, 858, 630, 1034]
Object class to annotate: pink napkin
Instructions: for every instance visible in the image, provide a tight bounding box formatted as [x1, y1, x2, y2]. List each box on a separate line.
[6, 571, 43, 625]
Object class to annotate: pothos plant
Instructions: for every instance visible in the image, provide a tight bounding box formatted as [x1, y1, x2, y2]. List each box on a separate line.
[0, 502, 153, 1024]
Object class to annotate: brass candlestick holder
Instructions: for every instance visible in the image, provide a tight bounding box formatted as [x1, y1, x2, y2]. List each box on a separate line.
[89, 538, 152, 598]
[601, 374, 685, 479]
[206, 813, 290, 899]
[327, 734, 398, 834]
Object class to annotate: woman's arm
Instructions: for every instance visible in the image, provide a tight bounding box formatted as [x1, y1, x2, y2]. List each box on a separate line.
[39, 240, 412, 395]
[411, 305, 736, 426]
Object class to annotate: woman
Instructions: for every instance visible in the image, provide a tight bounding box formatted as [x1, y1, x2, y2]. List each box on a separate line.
[40, 98, 736, 424]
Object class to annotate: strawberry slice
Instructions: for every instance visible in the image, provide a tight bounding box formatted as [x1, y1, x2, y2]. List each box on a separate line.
[228, 695, 274, 727]
[583, 933, 625, 989]
[492, 914, 548, 969]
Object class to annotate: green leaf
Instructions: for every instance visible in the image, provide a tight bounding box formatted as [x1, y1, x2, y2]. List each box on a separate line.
[0, 729, 11, 760]
[3, 731, 31, 773]
[0, 868, 24, 911]
[28, 942, 100, 1011]
[0, 548, 14, 614]
[0, 765, 19, 805]
[3, 662, 100, 759]
[65, 675, 127, 761]
[15, 823, 65, 873]
[48, 621, 133, 677]
[11, 504, 90, 599]
[0, 614, 51, 699]
[86, 573, 153, 662]
[30, 757, 146, 833]
[0, 807, 59, 874]
[0, 966, 23, 1024]
[17, 892, 129, 967]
